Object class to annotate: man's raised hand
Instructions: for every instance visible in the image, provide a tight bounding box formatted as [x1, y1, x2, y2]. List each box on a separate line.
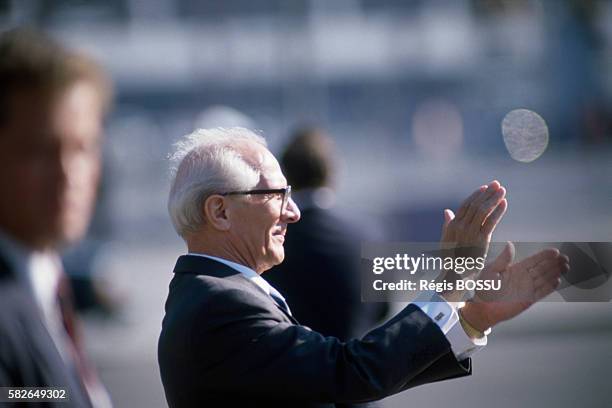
[441, 180, 508, 259]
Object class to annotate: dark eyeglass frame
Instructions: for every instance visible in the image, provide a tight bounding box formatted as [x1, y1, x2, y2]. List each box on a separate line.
[220, 185, 292, 214]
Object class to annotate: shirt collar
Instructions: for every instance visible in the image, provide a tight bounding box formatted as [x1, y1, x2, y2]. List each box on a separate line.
[187, 253, 286, 301]
[0, 229, 62, 316]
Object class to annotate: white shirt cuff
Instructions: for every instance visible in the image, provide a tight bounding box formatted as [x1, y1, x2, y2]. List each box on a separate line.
[412, 291, 488, 360]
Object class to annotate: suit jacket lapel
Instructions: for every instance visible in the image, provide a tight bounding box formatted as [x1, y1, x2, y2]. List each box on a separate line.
[173, 255, 301, 325]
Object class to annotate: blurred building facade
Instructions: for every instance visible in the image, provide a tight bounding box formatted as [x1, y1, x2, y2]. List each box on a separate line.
[2, 0, 610, 242]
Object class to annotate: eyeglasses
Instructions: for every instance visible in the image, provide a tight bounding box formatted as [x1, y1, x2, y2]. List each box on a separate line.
[221, 185, 292, 215]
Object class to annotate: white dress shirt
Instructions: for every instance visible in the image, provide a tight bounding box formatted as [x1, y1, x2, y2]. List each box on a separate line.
[0, 230, 71, 363]
[189, 253, 488, 361]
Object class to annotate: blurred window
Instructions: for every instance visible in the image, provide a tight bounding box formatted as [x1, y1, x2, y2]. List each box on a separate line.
[360, 0, 424, 13]
[38, 0, 129, 24]
[176, 0, 308, 20]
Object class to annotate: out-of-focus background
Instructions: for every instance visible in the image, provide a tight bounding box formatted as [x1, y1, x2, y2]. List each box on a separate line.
[2, 0, 611, 407]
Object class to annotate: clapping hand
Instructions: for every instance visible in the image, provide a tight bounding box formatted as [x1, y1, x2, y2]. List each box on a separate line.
[460, 242, 570, 332]
[438, 180, 508, 301]
[441, 180, 508, 260]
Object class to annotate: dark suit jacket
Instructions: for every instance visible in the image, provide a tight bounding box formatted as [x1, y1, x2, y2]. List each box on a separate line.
[158, 255, 471, 408]
[266, 207, 387, 342]
[0, 252, 91, 408]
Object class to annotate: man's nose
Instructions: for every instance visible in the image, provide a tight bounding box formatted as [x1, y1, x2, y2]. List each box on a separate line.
[282, 197, 300, 223]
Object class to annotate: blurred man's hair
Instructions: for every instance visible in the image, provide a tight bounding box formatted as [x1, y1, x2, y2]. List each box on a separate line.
[281, 126, 335, 191]
[0, 27, 111, 125]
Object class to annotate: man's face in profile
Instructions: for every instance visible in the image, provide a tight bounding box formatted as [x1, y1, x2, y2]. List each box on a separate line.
[227, 144, 300, 273]
[0, 81, 103, 249]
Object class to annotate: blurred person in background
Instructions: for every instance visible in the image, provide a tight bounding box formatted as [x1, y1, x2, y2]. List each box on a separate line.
[267, 126, 388, 344]
[159, 127, 568, 408]
[266, 126, 388, 408]
[0, 28, 112, 407]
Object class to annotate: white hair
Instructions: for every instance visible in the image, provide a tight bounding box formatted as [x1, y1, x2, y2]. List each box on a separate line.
[168, 127, 267, 238]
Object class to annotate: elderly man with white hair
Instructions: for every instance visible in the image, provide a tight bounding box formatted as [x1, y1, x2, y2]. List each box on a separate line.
[158, 127, 568, 408]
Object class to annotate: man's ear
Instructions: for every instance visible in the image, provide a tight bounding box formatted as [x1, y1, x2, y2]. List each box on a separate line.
[203, 195, 231, 231]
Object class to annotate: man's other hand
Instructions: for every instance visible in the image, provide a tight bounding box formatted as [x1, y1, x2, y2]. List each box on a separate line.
[460, 242, 570, 332]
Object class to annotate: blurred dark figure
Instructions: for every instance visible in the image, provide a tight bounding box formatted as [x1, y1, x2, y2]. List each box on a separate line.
[0, 28, 112, 407]
[267, 128, 388, 408]
[267, 126, 388, 342]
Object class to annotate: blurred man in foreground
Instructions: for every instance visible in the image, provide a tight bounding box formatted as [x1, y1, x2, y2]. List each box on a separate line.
[0, 28, 112, 407]
[159, 127, 568, 408]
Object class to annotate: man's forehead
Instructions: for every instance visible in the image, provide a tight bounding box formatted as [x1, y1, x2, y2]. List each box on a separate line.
[0, 84, 102, 146]
[258, 155, 286, 187]
[258, 169, 286, 188]
[238, 142, 286, 187]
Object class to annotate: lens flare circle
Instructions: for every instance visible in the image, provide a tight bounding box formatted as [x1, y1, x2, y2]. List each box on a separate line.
[501, 108, 549, 163]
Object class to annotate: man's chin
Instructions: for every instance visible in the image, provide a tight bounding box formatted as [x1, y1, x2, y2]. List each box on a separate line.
[273, 252, 285, 266]
[269, 247, 285, 266]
